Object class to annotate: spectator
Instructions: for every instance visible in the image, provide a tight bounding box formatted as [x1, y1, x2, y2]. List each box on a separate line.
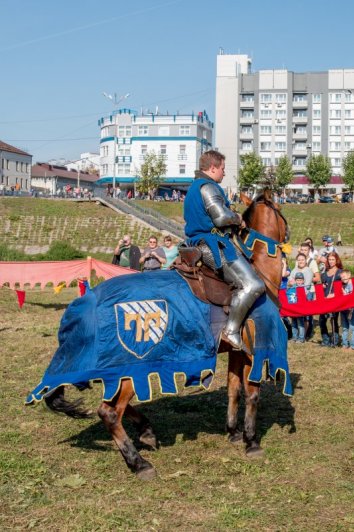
[112, 235, 141, 271]
[297, 242, 320, 338]
[336, 232, 342, 246]
[319, 252, 343, 347]
[317, 235, 337, 274]
[303, 237, 318, 260]
[288, 253, 314, 289]
[340, 270, 354, 350]
[161, 235, 179, 270]
[290, 272, 314, 343]
[139, 235, 166, 271]
[281, 253, 292, 339]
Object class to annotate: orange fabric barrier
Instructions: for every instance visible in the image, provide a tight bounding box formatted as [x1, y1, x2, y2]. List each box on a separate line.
[0, 257, 137, 289]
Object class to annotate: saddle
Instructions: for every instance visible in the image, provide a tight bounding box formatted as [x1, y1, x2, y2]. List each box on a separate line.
[172, 247, 233, 306]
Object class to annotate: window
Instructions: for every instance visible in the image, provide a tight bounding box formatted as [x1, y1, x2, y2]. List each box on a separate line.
[118, 126, 125, 137]
[275, 125, 286, 134]
[293, 158, 306, 166]
[345, 92, 353, 102]
[294, 142, 306, 150]
[275, 93, 286, 103]
[260, 142, 271, 151]
[276, 110, 286, 118]
[242, 142, 253, 151]
[293, 94, 307, 102]
[331, 158, 341, 167]
[260, 93, 272, 103]
[313, 125, 321, 135]
[241, 110, 254, 118]
[345, 109, 352, 119]
[330, 109, 341, 119]
[159, 145, 167, 156]
[179, 164, 186, 175]
[260, 109, 272, 118]
[330, 93, 342, 103]
[16, 162, 19, 171]
[330, 142, 341, 150]
[313, 94, 321, 103]
[345, 141, 352, 150]
[241, 126, 252, 134]
[118, 164, 131, 175]
[293, 110, 307, 117]
[330, 125, 341, 135]
[275, 142, 286, 151]
[141, 145, 147, 155]
[345, 125, 353, 134]
[313, 109, 321, 118]
[260, 125, 272, 134]
[179, 144, 186, 154]
[6, 159, 9, 170]
[242, 94, 254, 102]
[179, 125, 190, 135]
[26, 163, 30, 173]
[262, 158, 271, 166]
[312, 141, 321, 151]
[102, 164, 108, 174]
[138, 125, 149, 136]
[295, 126, 307, 134]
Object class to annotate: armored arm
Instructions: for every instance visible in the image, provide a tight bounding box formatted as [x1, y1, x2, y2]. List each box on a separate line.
[201, 183, 242, 228]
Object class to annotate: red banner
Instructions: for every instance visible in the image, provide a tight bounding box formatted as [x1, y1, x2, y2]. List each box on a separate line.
[279, 279, 354, 317]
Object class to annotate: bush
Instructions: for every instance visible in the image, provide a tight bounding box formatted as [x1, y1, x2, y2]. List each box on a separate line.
[42, 241, 85, 261]
[0, 243, 28, 261]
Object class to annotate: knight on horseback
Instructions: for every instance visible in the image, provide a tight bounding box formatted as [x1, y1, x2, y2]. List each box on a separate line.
[184, 150, 265, 350]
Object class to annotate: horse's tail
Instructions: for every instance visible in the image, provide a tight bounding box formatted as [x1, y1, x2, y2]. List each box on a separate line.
[44, 385, 94, 419]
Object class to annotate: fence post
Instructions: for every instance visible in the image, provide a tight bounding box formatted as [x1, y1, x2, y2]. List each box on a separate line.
[87, 256, 92, 283]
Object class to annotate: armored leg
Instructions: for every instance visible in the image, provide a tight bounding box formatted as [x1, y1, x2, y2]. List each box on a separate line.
[223, 255, 265, 350]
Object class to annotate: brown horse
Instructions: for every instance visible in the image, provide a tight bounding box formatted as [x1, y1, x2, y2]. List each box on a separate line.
[45, 189, 289, 480]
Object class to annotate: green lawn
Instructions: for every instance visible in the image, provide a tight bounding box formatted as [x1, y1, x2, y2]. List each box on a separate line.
[0, 287, 353, 530]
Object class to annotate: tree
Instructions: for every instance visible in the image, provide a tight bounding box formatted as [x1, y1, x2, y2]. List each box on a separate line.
[136, 151, 167, 195]
[275, 155, 293, 192]
[306, 154, 331, 191]
[238, 152, 265, 190]
[342, 151, 354, 195]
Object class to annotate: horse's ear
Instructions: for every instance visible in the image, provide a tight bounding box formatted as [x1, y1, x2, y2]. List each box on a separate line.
[240, 192, 252, 206]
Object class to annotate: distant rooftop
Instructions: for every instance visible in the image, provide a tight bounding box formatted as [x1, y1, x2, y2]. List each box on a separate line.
[0, 140, 32, 157]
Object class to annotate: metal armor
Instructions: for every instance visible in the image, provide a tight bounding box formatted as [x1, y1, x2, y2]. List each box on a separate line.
[200, 183, 265, 349]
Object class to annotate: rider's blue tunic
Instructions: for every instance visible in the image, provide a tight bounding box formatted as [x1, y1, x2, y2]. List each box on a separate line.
[184, 177, 238, 269]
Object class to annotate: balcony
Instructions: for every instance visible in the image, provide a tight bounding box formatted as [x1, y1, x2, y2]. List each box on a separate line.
[240, 100, 255, 109]
[293, 131, 308, 141]
[240, 116, 255, 125]
[240, 131, 254, 140]
[293, 116, 308, 125]
[292, 147, 308, 157]
[239, 146, 254, 155]
[293, 99, 308, 109]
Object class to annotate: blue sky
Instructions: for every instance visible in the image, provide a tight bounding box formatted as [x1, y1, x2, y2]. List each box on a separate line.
[1, 0, 354, 163]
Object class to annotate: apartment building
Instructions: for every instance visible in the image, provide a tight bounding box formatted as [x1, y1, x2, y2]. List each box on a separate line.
[0, 140, 32, 191]
[97, 108, 213, 190]
[215, 52, 354, 193]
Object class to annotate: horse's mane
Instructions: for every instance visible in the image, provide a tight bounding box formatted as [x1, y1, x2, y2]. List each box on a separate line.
[242, 190, 275, 226]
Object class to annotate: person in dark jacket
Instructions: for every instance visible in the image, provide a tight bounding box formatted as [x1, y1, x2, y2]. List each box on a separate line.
[112, 235, 141, 271]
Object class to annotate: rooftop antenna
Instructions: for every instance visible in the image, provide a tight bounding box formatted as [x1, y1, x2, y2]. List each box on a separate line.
[102, 91, 130, 108]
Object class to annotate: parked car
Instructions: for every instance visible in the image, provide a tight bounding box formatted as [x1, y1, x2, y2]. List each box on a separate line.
[319, 196, 334, 203]
[341, 192, 352, 203]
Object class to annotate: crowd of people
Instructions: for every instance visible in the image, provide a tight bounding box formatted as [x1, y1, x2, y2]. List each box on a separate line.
[281, 235, 354, 349]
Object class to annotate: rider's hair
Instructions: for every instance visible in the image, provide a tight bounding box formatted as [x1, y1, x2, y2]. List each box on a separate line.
[199, 150, 225, 171]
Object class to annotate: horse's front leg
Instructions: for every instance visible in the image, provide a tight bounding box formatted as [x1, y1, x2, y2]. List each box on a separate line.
[243, 362, 263, 457]
[226, 351, 244, 443]
[97, 379, 156, 480]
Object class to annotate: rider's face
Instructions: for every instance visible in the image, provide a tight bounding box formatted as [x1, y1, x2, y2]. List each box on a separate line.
[210, 162, 225, 183]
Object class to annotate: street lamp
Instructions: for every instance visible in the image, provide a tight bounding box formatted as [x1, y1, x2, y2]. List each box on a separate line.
[102, 92, 130, 191]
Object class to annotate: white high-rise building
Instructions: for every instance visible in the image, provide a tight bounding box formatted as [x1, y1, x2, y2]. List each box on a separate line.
[215, 52, 354, 194]
[97, 108, 213, 191]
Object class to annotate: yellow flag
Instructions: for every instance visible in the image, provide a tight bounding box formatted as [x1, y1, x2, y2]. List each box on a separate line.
[54, 283, 66, 294]
[281, 242, 292, 255]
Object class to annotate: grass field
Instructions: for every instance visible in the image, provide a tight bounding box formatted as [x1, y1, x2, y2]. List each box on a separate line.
[136, 200, 354, 249]
[1, 287, 353, 530]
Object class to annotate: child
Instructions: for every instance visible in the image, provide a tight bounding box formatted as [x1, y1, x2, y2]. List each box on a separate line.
[340, 270, 354, 349]
[290, 272, 313, 343]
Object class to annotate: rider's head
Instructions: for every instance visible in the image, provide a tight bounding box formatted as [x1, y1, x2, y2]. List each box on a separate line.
[199, 150, 225, 183]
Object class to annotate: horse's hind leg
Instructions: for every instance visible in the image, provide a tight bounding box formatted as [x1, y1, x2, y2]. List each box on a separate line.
[226, 352, 244, 443]
[97, 379, 156, 480]
[243, 363, 263, 457]
[125, 405, 158, 449]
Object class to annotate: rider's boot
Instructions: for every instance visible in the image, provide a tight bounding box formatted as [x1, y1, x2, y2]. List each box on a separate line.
[222, 256, 265, 350]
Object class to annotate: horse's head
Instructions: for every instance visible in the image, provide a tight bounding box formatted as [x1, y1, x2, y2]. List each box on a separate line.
[241, 189, 289, 245]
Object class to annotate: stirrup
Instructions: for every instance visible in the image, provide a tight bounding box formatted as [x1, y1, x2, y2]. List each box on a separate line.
[222, 330, 243, 350]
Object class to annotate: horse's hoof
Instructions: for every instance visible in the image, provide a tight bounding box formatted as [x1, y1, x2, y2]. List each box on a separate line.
[228, 431, 243, 444]
[246, 445, 264, 458]
[136, 465, 156, 481]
